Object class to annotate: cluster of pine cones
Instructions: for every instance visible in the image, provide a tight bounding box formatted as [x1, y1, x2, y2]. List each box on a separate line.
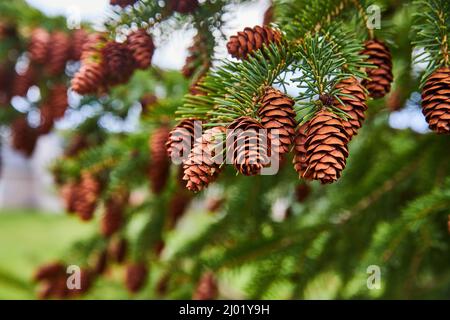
[71, 28, 154, 94]
[1, 26, 77, 157]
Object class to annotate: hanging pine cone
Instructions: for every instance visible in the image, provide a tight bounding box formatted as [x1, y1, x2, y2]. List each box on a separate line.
[61, 182, 78, 213]
[100, 191, 128, 237]
[166, 119, 199, 163]
[169, 0, 199, 14]
[110, 0, 137, 8]
[226, 117, 270, 176]
[127, 29, 154, 70]
[226, 25, 282, 60]
[193, 271, 218, 300]
[38, 103, 55, 135]
[263, 2, 274, 25]
[71, 28, 88, 61]
[91, 250, 108, 275]
[361, 39, 393, 98]
[295, 183, 311, 203]
[81, 32, 107, 63]
[258, 87, 296, 155]
[168, 191, 192, 228]
[71, 61, 105, 95]
[46, 31, 71, 76]
[69, 268, 93, 296]
[292, 123, 311, 180]
[11, 117, 38, 157]
[28, 28, 50, 65]
[421, 67, 450, 134]
[182, 34, 210, 78]
[125, 262, 148, 293]
[73, 172, 101, 221]
[303, 110, 350, 184]
[333, 77, 368, 139]
[102, 41, 135, 85]
[386, 89, 404, 112]
[108, 237, 127, 263]
[183, 127, 225, 192]
[11, 66, 36, 97]
[48, 84, 69, 119]
[34, 262, 66, 282]
[149, 126, 171, 194]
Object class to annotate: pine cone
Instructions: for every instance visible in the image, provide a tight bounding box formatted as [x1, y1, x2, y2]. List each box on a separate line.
[140, 93, 158, 114]
[73, 172, 101, 221]
[38, 103, 55, 135]
[386, 89, 404, 112]
[0, 22, 17, 39]
[0, 63, 14, 103]
[81, 32, 107, 63]
[71, 29, 89, 61]
[34, 262, 66, 282]
[91, 250, 108, 275]
[258, 87, 296, 155]
[169, 0, 199, 14]
[295, 183, 311, 203]
[361, 39, 393, 98]
[127, 29, 154, 69]
[11, 117, 38, 157]
[263, 3, 274, 25]
[292, 123, 310, 180]
[226, 117, 270, 176]
[46, 31, 71, 76]
[183, 127, 225, 192]
[149, 126, 171, 194]
[48, 84, 68, 119]
[182, 34, 210, 78]
[28, 28, 50, 64]
[125, 262, 148, 293]
[71, 61, 105, 95]
[226, 25, 282, 60]
[11, 66, 36, 97]
[110, 0, 137, 8]
[61, 182, 78, 213]
[108, 237, 127, 263]
[193, 271, 218, 300]
[69, 268, 93, 296]
[100, 191, 128, 237]
[421, 67, 450, 134]
[168, 191, 192, 228]
[102, 41, 135, 85]
[303, 110, 350, 184]
[334, 77, 368, 139]
[166, 119, 198, 162]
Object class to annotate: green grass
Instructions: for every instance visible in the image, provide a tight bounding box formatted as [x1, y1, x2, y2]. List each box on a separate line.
[0, 210, 93, 299]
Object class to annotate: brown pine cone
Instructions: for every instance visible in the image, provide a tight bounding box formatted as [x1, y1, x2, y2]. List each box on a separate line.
[91, 250, 108, 275]
[71, 29, 89, 61]
[263, 3, 274, 25]
[168, 191, 192, 228]
[193, 271, 218, 300]
[334, 77, 368, 139]
[73, 172, 101, 221]
[127, 29, 154, 70]
[46, 31, 71, 76]
[100, 191, 128, 237]
[61, 182, 78, 213]
[226, 117, 270, 176]
[421, 67, 450, 134]
[140, 93, 158, 114]
[110, 0, 137, 8]
[108, 237, 127, 263]
[11, 117, 38, 157]
[28, 28, 50, 64]
[81, 32, 107, 63]
[34, 262, 66, 282]
[48, 84, 69, 119]
[258, 87, 296, 155]
[183, 127, 225, 192]
[361, 39, 393, 98]
[166, 119, 199, 163]
[102, 41, 135, 85]
[295, 183, 311, 203]
[71, 61, 105, 95]
[125, 262, 148, 293]
[303, 110, 350, 184]
[292, 123, 310, 180]
[0, 63, 14, 103]
[0, 22, 17, 39]
[69, 268, 93, 296]
[386, 89, 404, 112]
[149, 126, 171, 194]
[182, 34, 210, 78]
[226, 25, 282, 60]
[169, 0, 199, 14]
[37, 103, 55, 135]
[11, 66, 36, 97]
